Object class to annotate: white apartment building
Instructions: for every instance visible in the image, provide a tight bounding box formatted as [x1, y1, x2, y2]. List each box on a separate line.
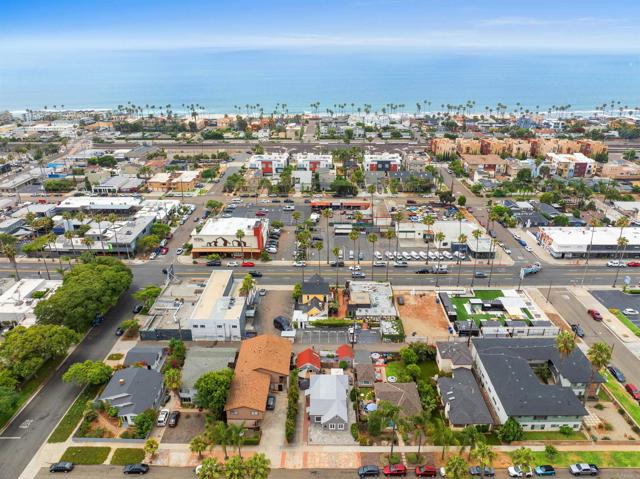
[0, 278, 63, 328]
[248, 153, 289, 175]
[294, 153, 332, 172]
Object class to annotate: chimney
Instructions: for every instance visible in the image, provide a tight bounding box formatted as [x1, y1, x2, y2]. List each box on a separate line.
[119, 378, 125, 385]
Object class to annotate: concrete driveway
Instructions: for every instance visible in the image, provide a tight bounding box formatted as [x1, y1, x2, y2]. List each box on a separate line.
[259, 389, 287, 448]
[160, 410, 205, 444]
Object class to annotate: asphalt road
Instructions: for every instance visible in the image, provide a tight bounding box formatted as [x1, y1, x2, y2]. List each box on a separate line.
[547, 288, 640, 386]
[32, 465, 640, 479]
[0, 278, 143, 479]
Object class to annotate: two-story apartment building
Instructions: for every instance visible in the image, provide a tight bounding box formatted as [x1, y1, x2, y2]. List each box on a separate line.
[294, 153, 332, 172]
[248, 153, 289, 175]
[546, 153, 595, 178]
[363, 153, 402, 172]
[225, 335, 292, 429]
[470, 338, 601, 431]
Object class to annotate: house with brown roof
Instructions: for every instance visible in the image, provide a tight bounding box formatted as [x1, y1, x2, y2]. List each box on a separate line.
[460, 154, 507, 178]
[374, 382, 422, 418]
[224, 335, 292, 428]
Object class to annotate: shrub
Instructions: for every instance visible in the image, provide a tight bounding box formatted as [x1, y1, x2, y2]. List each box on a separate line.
[603, 421, 614, 431]
[339, 360, 348, 369]
[594, 403, 604, 410]
[350, 423, 359, 441]
[107, 353, 124, 361]
[497, 417, 523, 443]
[310, 318, 353, 328]
[381, 452, 401, 465]
[406, 452, 421, 465]
[559, 425, 574, 436]
[544, 445, 558, 460]
[350, 388, 358, 401]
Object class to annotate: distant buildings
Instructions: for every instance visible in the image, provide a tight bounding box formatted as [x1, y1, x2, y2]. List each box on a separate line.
[598, 159, 640, 180]
[546, 153, 595, 178]
[190, 217, 269, 258]
[147, 170, 200, 192]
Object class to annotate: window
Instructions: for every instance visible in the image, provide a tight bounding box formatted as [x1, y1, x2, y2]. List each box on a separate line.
[230, 410, 238, 416]
[200, 325, 205, 328]
[337, 423, 344, 430]
[540, 425, 545, 430]
[192, 325, 198, 329]
[217, 325, 223, 328]
[232, 325, 238, 328]
[251, 411, 259, 416]
[329, 423, 336, 430]
[314, 416, 321, 423]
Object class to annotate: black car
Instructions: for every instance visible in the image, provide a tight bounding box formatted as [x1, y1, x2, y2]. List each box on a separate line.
[132, 304, 143, 314]
[266, 394, 276, 410]
[206, 260, 222, 266]
[571, 323, 585, 338]
[50, 462, 74, 473]
[416, 268, 430, 274]
[249, 270, 262, 278]
[271, 199, 281, 203]
[608, 365, 626, 382]
[304, 199, 311, 204]
[284, 199, 294, 203]
[358, 464, 380, 477]
[123, 463, 150, 475]
[115, 327, 125, 336]
[168, 410, 180, 427]
[273, 315, 292, 331]
[330, 260, 345, 267]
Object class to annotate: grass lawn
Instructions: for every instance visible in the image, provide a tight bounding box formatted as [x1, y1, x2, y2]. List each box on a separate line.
[450, 290, 504, 325]
[48, 383, 101, 443]
[111, 448, 145, 465]
[60, 447, 110, 465]
[386, 360, 438, 382]
[521, 430, 588, 441]
[474, 290, 504, 301]
[525, 451, 640, 468]
[602, 371, 640, 425]
[0, 355, 65, 429]
[613, 311, 640, 336]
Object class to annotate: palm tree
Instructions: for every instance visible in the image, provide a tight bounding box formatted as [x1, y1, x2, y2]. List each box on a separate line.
[197, 457, 223, 479]
[240, 274, 256, 296]
[367, 233, 378, 279]
[585, 342, 612, 405]
[245, 453, 271, 479]
[444, 454, 468, 479]
[556, 330, 576, 359]
[430, 417, 458, 460]
[0, 235, 19, 279]
[64, 230, 77, 259]
[108, 213, 121, 259]
[460, 425, 483, 459]
[392, 212, 403, 253]
[207, 421, 230, 459]
[314, 241, 323, 276]
[470, 229, 482, 287]
[455, 211, 465, 238]
[422, 215, 435, 264]
[354, 211, 364, 262]
[487, 239, 498, 287]
[384, 228, 395, 281]
[471, 442, 496, 479]
[292, 211, 301, 227]
[456, 233, 467, 287]
[227, 422, 246, 458]
[332, 247, 341, 288]
[235, 229, 245, 259]
[378, 401, 400, 463]
[408, 410, 432, 463]
[349, 229, 359, 265]
[321, 209, 332, 263]
[82, 237, 95, 256]
[434, 232, 445, 287]
[612, 217, 629, 287]
[367, 184, 376, 226]
[511, 447, 535, 476]
[613, 236, 629, 288]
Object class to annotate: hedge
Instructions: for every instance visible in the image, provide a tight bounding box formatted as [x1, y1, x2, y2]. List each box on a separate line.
[285, 369, 299, 443]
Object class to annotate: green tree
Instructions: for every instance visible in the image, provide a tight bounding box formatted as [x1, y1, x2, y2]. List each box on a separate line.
[207, 420, 231, 459]
[292, 283, 302, 301]
[150, 222, 171, 239]
[144, 438, 159, 458]
[553, 214, 570, 226]
[430, 417, 459, 459]
[457, 195, 466, 207]
[471, 442, 496, 479]
[228, 422, 246, 458]
[0, 386, 19, 416]
[399, 346, 418, 365]
[460, 425, 483, 459]
[444, 454, 468, 479]
[164, 367, 181, 392]
[240, 274, 256, 296]
[132, 284, 162, 311]
[62, 360, 112, 386]
[137, 234, 161, 254]
[235, 229, 245, 258]
[623, 149, 637, 161]
[245, 453, 271, 479]
[206, 200, 224, 213]
[511, 447, 535, 475]
[190, 434, 208, 460]
[497, 417, 524, 443]
[224, 455, 245, 479]
[367, 233, 378, 279]
[197, 457, 223, 479]
[556, 330, 576, 359]
[194, 369, 234, 418]
[133, 409, 157, 438]
[0, 233, 19, 279]
[586, 342, 612, 404]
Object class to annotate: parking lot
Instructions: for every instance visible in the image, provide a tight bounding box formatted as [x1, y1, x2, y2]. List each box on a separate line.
[591, 290, 640, 328]
[254, 289, 295, 336]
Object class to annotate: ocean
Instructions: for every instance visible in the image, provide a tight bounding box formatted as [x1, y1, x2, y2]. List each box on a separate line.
[1, 49, 639, 114]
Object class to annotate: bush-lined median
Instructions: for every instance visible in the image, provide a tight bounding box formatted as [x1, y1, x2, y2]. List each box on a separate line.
[48, 383, 101, 443]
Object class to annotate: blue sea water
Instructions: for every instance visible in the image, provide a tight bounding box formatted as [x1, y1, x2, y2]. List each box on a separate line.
[0, 49, 639, 113]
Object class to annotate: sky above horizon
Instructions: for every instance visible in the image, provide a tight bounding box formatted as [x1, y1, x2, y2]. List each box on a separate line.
[2, 0, 639, 55]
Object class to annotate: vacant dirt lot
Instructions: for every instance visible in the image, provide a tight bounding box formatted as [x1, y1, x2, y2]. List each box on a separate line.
[255, 289, 295, 336]
[395, 291, 451, 341]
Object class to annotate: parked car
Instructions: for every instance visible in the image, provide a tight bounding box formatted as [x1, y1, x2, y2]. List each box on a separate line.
[607, 260, 625, 267]
[266, 395, 276, 410]
[49, 462, 74, 473]
[123, 463, 150, 475]
[168, 411, 180, 427]
[534, 465, 556, 476]
[132, 304, 143, 314]
[508, 465, 532, 477]
[474, 271, 487, 278]
[156, 409, 169, 427]
[227, 261, 239, 267]
[587, 309, 602, 321]
[393, 260, 408, 267]
[415, 464, 437, 477]
[349, 265, 361, 271]
[249, 270, 262, 278]
[623, 308, 639, 315]
[627, 261, 640, 267]
[373, 261, 386, 267]
[352, 271, 366, 279]
[329, 260, 345, 267]
[470, 466, 495, 477]
[259, 288, 267, 296]
[382, 464, 407, 476]
[241, 261, 255, 267]
[570, 324, 585, 338]
[416, 268, 430, 274]
[607, 365, 626, 382]
[176, 248, 184, 255]
[273, 315, 291, 331]
[358, 465, 380, 478]
[115, 327, 125, 336]
[568, 463, 599, 476]
[207, 259, 222, 266]
[625, 383, 640, 400]
[293, 261, 306, 267]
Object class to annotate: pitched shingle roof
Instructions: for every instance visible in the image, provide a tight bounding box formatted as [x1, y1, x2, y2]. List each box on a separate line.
[301, 274, 330, 295]
[436, 342, 472, 366]
[374, 382, 422, 417]
[437, 369, 493, 426]
[99, 368, 163, 416]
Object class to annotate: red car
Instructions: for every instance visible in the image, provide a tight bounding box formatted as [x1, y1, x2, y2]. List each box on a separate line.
[628, 261, 640, 267]
[415, 465, 437, 477]
[255, 210, 267, 217]
[241, 261, 255, 267]
[587, 309, 602, 321]
[383, 464, 407, 476]
[625, 383, 640, 400]
[160, 247, 169, 255]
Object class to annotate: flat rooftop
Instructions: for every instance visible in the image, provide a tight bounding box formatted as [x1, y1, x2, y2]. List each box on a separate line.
[58, 196, 142, 209]
[198, 217, 262, 237]
[540, 226, 640, 247]
[349, 281, 397, 318]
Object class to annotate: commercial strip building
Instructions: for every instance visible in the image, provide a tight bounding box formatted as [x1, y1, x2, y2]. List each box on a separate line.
[91, 175, 144, 195]
[538, 226, 640, 259]
[141, 270, 253, 341]
[190, 217, 269, 258]
[248, 153, 289, 175]
[0, 278, 63, 328]
[395, 220, 494, 258]
[55, 196, 180, 220]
